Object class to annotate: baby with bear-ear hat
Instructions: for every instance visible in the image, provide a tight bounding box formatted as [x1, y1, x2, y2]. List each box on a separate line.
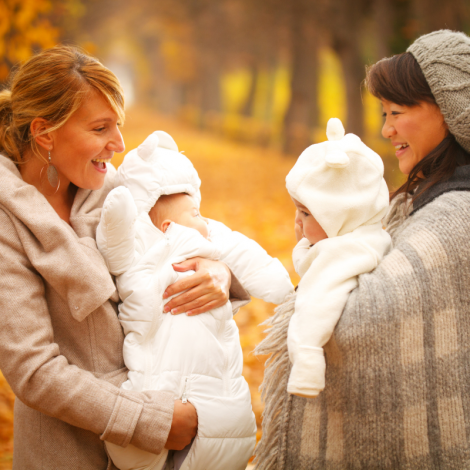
[286, 118, 391, 397]
[96, 130, 294, 470]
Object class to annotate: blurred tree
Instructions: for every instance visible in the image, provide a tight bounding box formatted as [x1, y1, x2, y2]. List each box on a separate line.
[49, 0, 470, 151]
[373, 0, 396, 59]
[0, 0, 59, 83]
[282, 0, 324, 155]
[412, 0, 470, 34]
[0, 0, 86, 85]
[328, 0, 371, 137]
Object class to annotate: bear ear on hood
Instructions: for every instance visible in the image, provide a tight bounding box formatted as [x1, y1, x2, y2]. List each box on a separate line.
[136, 131, 179, 161]
[137, 132, 160, 161]
[325, 118, 349, 169]
[155, 131, 179, 152]
[326, 118, 344, 142]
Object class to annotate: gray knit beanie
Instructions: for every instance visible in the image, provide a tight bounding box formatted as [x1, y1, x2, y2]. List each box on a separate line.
[407, 30, 470, 153]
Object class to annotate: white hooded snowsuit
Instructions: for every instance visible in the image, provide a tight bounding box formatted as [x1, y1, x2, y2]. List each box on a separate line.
[96, 131, 294, 470]
[285, 118, 391, 398]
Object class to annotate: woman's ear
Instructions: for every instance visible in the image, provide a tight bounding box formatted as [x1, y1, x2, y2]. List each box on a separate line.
[161, 219, 172, 233]
[30, 118, 53, 150]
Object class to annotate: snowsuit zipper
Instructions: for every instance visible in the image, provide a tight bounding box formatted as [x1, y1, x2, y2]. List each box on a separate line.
[182, 377, 189, 404]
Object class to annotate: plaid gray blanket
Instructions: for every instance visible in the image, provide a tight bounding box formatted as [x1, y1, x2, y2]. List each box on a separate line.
[255, 189, 470, 469]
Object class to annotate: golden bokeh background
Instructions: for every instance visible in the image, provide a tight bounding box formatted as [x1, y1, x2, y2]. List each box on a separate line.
[2, 0, 470, 467]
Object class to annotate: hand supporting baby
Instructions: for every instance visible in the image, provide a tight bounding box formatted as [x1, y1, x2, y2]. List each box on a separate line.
[165, 400, 198, 450]
[163, 257, 231, 316]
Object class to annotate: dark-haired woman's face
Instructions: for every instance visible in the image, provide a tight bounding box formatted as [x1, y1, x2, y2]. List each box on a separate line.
[381, 100, 448, 175]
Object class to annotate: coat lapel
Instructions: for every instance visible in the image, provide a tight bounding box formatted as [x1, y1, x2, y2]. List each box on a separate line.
[0, 155, 116, 322]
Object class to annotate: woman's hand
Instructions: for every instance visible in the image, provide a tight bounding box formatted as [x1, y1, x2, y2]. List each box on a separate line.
[163, 258, 231, 316]
[165, 400, 198, 450]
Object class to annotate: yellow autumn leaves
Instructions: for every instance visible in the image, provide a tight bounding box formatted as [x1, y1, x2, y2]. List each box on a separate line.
[0, 0, 60, 81]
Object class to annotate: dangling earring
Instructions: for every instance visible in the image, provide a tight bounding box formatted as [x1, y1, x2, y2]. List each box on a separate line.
[39, 149, 60, 195]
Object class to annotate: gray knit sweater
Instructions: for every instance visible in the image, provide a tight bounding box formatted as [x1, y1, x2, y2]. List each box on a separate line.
[255, 176, 470, 469]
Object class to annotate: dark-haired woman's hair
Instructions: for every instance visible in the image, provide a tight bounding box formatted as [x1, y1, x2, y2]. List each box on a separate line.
[366, 52, 470, 202]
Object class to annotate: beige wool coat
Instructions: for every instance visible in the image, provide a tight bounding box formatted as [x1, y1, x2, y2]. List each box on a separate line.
[0, 155, 249, 469]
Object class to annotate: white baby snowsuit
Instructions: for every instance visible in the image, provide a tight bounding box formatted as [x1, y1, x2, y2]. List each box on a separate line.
[97, 131, 294, 470]
[285, 118, 391, 398]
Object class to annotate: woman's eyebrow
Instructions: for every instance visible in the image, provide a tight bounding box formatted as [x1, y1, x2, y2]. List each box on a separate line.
[88, 117, 114, 125]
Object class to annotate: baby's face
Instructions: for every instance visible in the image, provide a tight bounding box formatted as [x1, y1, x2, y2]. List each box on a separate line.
[170, 195, 209, 238]
[292, 197, 328, 245]
[150, 193, 209, 239]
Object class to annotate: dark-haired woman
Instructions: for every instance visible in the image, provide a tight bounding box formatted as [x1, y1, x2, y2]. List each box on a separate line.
[255, 30, 470, 469]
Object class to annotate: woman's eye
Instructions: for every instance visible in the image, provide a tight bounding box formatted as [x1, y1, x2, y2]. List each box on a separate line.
[94, 127, 106, 132]
[382, 111, 401, 117]
[302, 211, 309, 217]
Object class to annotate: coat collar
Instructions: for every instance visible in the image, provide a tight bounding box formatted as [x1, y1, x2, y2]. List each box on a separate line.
[411, 164, 470, 215]
[0, 155, 117, 322]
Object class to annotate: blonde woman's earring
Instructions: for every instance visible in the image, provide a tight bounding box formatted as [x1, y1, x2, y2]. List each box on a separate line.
[39, 149, 60, 195]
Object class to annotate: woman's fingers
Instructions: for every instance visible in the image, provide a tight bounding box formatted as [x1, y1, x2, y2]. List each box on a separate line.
[171, 258, 199, 274]
[165, 280, 224, 312]
[163, 258, 231, 315]
[187, 300, 222, 316]
[166, 293, 215, 315]
[163, 266, 211, 300]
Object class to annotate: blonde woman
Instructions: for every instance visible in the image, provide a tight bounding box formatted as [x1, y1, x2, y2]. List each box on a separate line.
[0, 46, 245, 469]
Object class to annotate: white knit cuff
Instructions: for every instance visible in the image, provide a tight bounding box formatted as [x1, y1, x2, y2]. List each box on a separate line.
[292, 238, 311, 276]
[287, 346, 325, 397]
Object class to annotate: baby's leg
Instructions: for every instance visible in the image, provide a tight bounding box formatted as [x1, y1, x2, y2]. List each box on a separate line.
[173, 441, 193, 470]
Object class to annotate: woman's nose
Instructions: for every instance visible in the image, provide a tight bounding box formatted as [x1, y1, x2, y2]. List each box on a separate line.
[108, 127, 125, 153]
[295, 211, 302, 227]
[382, 119, 396, 140]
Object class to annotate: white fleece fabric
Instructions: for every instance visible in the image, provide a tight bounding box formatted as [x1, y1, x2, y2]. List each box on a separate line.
[96, 131, 294, 470]
[285, 118, 391, 397]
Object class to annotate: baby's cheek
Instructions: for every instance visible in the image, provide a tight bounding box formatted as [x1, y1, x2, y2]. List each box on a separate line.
[200, 223, 209, 239]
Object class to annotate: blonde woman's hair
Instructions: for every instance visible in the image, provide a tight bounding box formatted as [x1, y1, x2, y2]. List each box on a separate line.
[0, 45, 125, 164]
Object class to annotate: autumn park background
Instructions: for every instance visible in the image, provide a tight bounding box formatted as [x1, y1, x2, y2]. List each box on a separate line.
[1, 0, 470, 468]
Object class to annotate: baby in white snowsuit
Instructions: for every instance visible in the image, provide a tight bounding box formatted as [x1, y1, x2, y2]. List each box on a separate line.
[96, 131, 294, 470]
[286, 118, 391, 398]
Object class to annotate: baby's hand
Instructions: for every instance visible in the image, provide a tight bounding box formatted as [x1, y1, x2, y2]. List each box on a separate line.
[295, 214, 303, 242]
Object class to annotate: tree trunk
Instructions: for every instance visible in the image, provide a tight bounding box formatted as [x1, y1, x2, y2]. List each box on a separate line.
[283, 14, 319, 156]
[330, 0, 366, 138]
[335, 37, 365, 137]
[199, 56, 221, 114]
[374, 0, 394, 60]
[241, 62, 258, 117]
[195, 53, 221, 129]
[412, 0, 469, 33]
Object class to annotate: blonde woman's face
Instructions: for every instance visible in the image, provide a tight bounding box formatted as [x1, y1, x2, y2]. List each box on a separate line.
[50, 89, 125, 190]
[381, 99, 448, 175]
